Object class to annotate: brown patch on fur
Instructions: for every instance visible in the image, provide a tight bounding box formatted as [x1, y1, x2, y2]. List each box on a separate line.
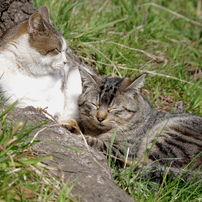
[28, 31, 62, 56]
[27, 12, 62, 56]
[15, 22, 28, 37]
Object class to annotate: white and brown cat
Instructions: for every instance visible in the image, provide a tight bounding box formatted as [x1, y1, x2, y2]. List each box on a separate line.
[0, 6, 82, 122]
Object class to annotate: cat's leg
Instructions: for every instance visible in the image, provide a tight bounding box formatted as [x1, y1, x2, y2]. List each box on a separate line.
[84, 134, 137, 167]
[84, 135, 108, 152]
[84, 132, 126, 158]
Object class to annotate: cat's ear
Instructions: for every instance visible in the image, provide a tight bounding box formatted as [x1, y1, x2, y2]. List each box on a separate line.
[38, 6, 51, 24]
[79, 67, 101, 89]
[28, 12, 46, 34]
[120, 74, 146, 93]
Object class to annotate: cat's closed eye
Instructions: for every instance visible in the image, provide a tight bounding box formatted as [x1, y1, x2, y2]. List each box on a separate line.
[123, 107, 136, 113]
[46, 48, 61, 55]
[108, 106, 125, 115]
[91, 103, 99, 110]
[85, 102, 99, 111]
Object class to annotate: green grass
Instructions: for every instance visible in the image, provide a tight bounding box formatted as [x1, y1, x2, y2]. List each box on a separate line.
[113, 166, 202, 202]
[0, 101, 74, 201]
[32, 0, 202, 201]
[1, 0, 201, 201]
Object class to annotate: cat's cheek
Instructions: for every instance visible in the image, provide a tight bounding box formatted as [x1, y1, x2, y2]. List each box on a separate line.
[51, 56, 67, 71]
[38, 56, 54, 72]
[51, 61, 64, 71]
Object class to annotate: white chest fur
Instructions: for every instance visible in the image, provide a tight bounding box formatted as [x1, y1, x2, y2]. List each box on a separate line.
[0, 34, 82, 122]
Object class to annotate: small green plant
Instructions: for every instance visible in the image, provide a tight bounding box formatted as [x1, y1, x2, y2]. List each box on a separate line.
[113, 165, 202, 201]
[0, 101, 74, 201]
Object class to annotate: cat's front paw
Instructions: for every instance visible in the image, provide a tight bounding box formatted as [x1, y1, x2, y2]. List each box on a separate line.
[60, 119, 81, 134]
[85, 136, 106, 152]
[85, 136, 96, 147]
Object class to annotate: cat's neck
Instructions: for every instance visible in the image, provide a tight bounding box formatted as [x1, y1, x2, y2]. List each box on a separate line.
[136, 95, 154, 120]
[130, 97, 173, 139]
[140, 98, 174, 126]
[129, 95, 169, 132]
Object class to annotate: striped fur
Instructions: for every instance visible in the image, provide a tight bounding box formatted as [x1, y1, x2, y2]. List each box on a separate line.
[78, 69, 202, 181]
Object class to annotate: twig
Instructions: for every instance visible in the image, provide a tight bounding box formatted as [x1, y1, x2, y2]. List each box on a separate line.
[103, 152, 137, 167]
[124, 147, 130, 169]
[79, 55, 113, 67]
[79, 55, 202, 89]
[140, 2, 202, 27]
[63, 120, 112, 177]
[116, 66, 202, 89]
[0, 145, 16, 169]
[108, 41, 158, 60]
[29, 164, 54, 186]
[7, 168, 21, 174]
[6, 151, 15, 169]
[117, 49, 132, 64]
[29, 127, 48, 145]
[37, 107, 59, 124]
[82, 41, 158, 61]
[83, 43, 122, 77]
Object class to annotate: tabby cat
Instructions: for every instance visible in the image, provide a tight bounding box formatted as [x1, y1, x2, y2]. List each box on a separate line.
[77, 68, 202, 181]
[0, 6, 82, 122]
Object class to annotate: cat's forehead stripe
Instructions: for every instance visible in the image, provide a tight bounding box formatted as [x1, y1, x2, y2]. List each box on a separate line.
[99, 77, 124, 105]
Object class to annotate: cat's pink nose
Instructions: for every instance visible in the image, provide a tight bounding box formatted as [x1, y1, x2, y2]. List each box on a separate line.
[97, 117, 105, 122]
[64, 61, 67, 64]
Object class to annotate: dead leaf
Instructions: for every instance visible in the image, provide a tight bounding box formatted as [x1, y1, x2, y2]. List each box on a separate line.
[11, 186, 35, 200]
[185, 66, 201, 72]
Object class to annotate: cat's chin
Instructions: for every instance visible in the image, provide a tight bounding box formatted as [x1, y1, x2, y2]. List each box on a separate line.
[94, 121, 113, 131]
[82, 117, 112, 131]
